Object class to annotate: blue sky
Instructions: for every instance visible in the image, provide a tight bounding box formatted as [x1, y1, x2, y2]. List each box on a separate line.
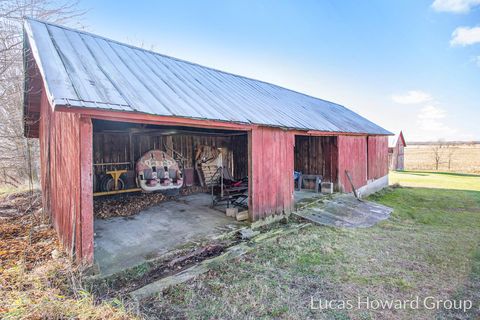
[79, 0, 480, 141]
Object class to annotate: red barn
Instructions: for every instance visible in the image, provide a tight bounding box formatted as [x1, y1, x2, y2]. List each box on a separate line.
[388, 131, 407, 170]
[23, 18, 391, 265]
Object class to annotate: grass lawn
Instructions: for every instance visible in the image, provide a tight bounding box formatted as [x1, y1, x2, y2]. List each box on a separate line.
[140, 172, 480, 319]
[389, 170, 480, 192]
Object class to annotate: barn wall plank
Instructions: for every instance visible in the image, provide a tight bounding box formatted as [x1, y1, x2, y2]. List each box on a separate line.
[294, 135, 338, 185]
[39, 88, 84, 260]
[367, 136, 388, 180]
[338, 135, 367, 192]
[249, 127, 294, 221]
[93, 130, 248, 180]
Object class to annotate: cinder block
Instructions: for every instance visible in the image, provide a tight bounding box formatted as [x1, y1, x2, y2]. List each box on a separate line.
[226, 207, 238, 217]
[236, 210, 249, 221]
[321, 182, 334, 194]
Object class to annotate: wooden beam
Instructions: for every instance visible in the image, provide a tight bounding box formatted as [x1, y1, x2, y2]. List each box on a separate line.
[93, 188, 141, 197]
[56, 106, 253, 131]
[79, 116, 94, 265]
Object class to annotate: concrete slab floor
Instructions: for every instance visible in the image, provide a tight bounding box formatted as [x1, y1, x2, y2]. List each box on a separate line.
[294, 190, 326, 209]
[294, 189, 321, 202]
[94, 193, 242, 276]
[295, 194, 392, 228]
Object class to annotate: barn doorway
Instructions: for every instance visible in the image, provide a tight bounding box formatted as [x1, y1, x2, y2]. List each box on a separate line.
[91, 119, 249, 275]
[293, 135, 338, 204]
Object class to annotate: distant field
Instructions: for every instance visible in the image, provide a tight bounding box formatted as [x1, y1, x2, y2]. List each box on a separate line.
[405, 143, 480, 173]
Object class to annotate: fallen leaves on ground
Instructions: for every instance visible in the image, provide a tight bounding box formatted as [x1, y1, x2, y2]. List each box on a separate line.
[94, 185, 208, 219]
[0, 189, 136, 319]
[0, 190, 57, 271]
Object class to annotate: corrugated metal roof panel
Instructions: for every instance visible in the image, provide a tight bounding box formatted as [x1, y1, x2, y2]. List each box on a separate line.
[24, 18, 392, 135]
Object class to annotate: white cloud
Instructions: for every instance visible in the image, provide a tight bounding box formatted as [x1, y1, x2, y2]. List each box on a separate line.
[417, 105, 453, 132]
[418, 105, 446, 120]
[391, 90, 433, 104]
[432, 0, 480, 13]
[450, 26, 480, 46]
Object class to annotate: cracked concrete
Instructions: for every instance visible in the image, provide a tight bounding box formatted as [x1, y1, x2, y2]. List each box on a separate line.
[294, 193, 392, 228]
[94, 193, 242, 275]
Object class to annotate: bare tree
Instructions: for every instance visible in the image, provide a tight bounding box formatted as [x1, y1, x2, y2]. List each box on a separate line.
[431, 141, 445, 171]
[0, 0, 84, 188]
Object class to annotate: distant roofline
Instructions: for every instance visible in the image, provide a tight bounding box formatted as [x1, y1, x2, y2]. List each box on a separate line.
[23, 17, 363, 115]
[398, 131, 406, 147]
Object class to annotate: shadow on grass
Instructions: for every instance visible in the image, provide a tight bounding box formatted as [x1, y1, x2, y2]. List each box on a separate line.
[393, 170, 480, 178]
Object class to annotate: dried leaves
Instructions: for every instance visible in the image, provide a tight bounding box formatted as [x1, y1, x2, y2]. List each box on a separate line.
[0, 190, 58, 271]
[94, 186, 208, 219]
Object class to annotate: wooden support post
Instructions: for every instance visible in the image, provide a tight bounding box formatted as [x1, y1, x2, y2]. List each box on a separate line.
[129, 130, 135, 167]
[79, 116, 94, 265]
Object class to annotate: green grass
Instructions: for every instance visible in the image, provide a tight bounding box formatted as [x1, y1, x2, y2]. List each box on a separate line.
[389, 170, 480, 191]
[139, 171, 480, 319]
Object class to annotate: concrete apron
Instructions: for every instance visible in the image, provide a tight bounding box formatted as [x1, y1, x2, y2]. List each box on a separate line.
[294, 193, 393, 228]
[93, 193, 244, 276]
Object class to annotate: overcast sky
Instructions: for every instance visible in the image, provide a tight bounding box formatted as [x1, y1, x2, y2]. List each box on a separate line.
[79, 0, 480, 142]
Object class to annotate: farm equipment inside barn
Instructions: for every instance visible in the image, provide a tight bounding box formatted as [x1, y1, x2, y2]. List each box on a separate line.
[90, 120, 249, 203]
[194, 145, 248, 209]
[136, 149, 183, 192]
[93, 162, 140, 196]
[93, 149, 185, 196]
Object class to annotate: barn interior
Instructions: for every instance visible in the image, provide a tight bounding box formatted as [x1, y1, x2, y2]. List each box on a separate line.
[293, 135, 338, 203]
[91, 119, 249, 274]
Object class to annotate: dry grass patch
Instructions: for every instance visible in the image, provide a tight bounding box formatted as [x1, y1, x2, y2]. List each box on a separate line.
[0, 190, 137, 320]
[404, 143, 480, 173]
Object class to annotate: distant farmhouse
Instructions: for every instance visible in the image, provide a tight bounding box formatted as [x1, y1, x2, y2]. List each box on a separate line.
[389, 131, 406, 170]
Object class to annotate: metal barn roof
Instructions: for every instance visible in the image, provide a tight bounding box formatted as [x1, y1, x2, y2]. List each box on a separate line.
[24, 18, 391, 135]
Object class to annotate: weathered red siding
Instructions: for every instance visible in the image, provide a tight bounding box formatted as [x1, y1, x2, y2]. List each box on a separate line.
[337, 135, 367, 193]
[39, 89, 93, 263]
[294, 135, 338, 184]
[367, 136, 388, 180]
[249, 127, 294, 221]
